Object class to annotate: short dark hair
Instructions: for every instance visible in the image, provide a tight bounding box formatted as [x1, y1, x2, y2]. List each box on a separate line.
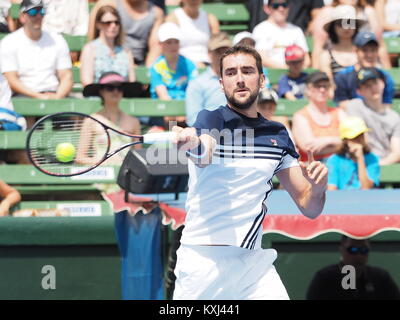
[327, 20, 358, 44]
[219, 45, 263, 77]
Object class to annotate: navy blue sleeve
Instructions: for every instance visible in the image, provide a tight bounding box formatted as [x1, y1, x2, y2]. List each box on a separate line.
[193, 107, 225, 135]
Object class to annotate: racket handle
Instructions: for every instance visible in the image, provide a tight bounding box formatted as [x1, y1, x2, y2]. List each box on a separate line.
[142, 131, 177, 144]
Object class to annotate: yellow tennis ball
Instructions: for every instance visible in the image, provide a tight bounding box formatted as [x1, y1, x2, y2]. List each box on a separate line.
[55, 142, 76, 163]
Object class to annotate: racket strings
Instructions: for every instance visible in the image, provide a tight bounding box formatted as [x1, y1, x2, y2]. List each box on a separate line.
[28, 115, 109, 175]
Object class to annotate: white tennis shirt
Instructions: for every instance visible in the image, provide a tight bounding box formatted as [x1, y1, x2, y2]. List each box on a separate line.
[181, 106, 299, 250]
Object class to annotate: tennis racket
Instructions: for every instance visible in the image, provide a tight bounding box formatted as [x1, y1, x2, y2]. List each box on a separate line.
[26, 112, 176, 177]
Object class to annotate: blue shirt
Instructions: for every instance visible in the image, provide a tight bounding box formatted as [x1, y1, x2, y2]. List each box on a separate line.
[334, 66, 395, 104]
[327, 153, 380, 190]
[150, 54, 198, 99]
[277, 72, 307, 99]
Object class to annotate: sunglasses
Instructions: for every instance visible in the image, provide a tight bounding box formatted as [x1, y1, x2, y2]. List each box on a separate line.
[102, 84, 124, 92]
[270, 2, 289, 9]
[312, 83, 331, 90]
[26, 7, 46, 17]
[346, 246, 370, 255]
[100, 20, 120, 26]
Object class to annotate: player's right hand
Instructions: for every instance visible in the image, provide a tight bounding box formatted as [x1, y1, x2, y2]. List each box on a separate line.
[171, 126, 200, 152]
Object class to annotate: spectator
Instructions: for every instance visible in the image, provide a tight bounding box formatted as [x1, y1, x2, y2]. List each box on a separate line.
[306, 236, 400, 300]
[327, 116, 380, 190]
[81, 72, 142, 167]
[232, 31, 256, 48]
[0, 0, 73, 127]
[277, 44, 308, 100]
[346, 68, 400, 165]
[1, 0, 73, 99]
[257, 87, 291, 132]
[232, 31, 271, 89]
[150, 22, 197, 126]
[42, 0, 89, 36]
[88, 0, 165, 67]
[312, 0, 391, 69]
[253, 0, 311, 69]
[292, 71, 345, 162]
[319, 5, 363, 80]
[185, 32, 231, 126]
[375, 0, 400, 38]
[247, 0, 324, 34]
[0, 0, 16, 32]
[0, 179, 21, 216]
[165, 0, 219, 68]
[334, 31, 395, 109]
[150, 22, 197, 100]
[80, 5, 135, 87]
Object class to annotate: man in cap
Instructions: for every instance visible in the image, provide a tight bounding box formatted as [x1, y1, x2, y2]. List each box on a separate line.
[346, 67, 400, 165]
[252, 0, 311, 68]
[0, 0, 73, 127]
[278, 44, 307, 100]
[307, 235, 400, 300]
[0, 0, 73, 100]
[334, 31, 395, 109]
[185, 32, 231, 126]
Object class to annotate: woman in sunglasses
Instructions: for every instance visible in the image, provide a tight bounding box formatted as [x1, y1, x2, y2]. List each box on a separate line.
[80, 5, 135, 87]
[80, 72, 141, 168]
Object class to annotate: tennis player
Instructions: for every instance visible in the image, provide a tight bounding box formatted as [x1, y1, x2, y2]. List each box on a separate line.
[172, 45, 328, 300]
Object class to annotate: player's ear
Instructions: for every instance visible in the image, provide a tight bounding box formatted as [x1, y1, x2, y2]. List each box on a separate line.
[219, 78, 225, 92]
[259, 73, 266, 89]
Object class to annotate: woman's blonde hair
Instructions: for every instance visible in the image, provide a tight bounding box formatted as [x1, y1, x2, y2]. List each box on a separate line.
[94, 5, 124, 47]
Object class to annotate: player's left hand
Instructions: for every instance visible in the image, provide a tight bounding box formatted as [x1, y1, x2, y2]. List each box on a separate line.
[299, 150, 328, 189]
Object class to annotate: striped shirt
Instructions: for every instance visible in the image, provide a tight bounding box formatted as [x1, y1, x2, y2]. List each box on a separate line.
[181, 105, 299, 249]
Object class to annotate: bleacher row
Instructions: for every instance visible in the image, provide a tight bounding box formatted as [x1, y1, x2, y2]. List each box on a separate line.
[1, 1, 400, 217]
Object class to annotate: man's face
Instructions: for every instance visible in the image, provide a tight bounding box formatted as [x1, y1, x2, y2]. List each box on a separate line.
[306, 80, 331, 103]
[220, 53, 265, 110]
[21, 7, 45, 31]
[340, 238, 370, 270]
[287, 59, 304, 74]
[357, 78, 385, 101]
[161, 38, 180, 56]
[357, 43, 379, 68]
[267, 1, 289, 24]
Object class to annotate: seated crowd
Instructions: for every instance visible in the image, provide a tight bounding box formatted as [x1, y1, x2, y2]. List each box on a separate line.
[0, 0, 399, 198]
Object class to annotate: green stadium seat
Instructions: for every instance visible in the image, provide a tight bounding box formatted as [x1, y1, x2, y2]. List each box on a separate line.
[0, 164, 120, 185]
[384, 68, 400, 88]
[267, 68, 318, 86]
[62, 34, 87, 52]
[13, 200, 113, 216]
[12, 98, 101, 116]
[10, 3, 19, 20]
[11, 97, 186, 117]
[380, 164, 400, 187]
[135, 65, 150, 84]
[167, 3, 249, 33]
[384, 37, 400, 55]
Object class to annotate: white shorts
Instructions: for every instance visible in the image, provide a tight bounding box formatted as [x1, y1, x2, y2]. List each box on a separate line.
[173, 244, 290, 300]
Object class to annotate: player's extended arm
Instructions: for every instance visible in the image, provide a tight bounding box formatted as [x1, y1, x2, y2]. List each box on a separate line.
[276, 151, 327, 219]
[172, 126, 215, 167]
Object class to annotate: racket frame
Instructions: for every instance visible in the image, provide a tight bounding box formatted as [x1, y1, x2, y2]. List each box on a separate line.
[26, 111, 144, 177]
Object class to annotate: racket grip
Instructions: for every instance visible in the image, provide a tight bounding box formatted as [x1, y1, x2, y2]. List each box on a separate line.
[143, 131, 177, 144]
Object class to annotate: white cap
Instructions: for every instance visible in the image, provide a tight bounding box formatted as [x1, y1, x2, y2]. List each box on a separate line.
[158, 22, 182, 42]
[233, 31, 255, 46]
